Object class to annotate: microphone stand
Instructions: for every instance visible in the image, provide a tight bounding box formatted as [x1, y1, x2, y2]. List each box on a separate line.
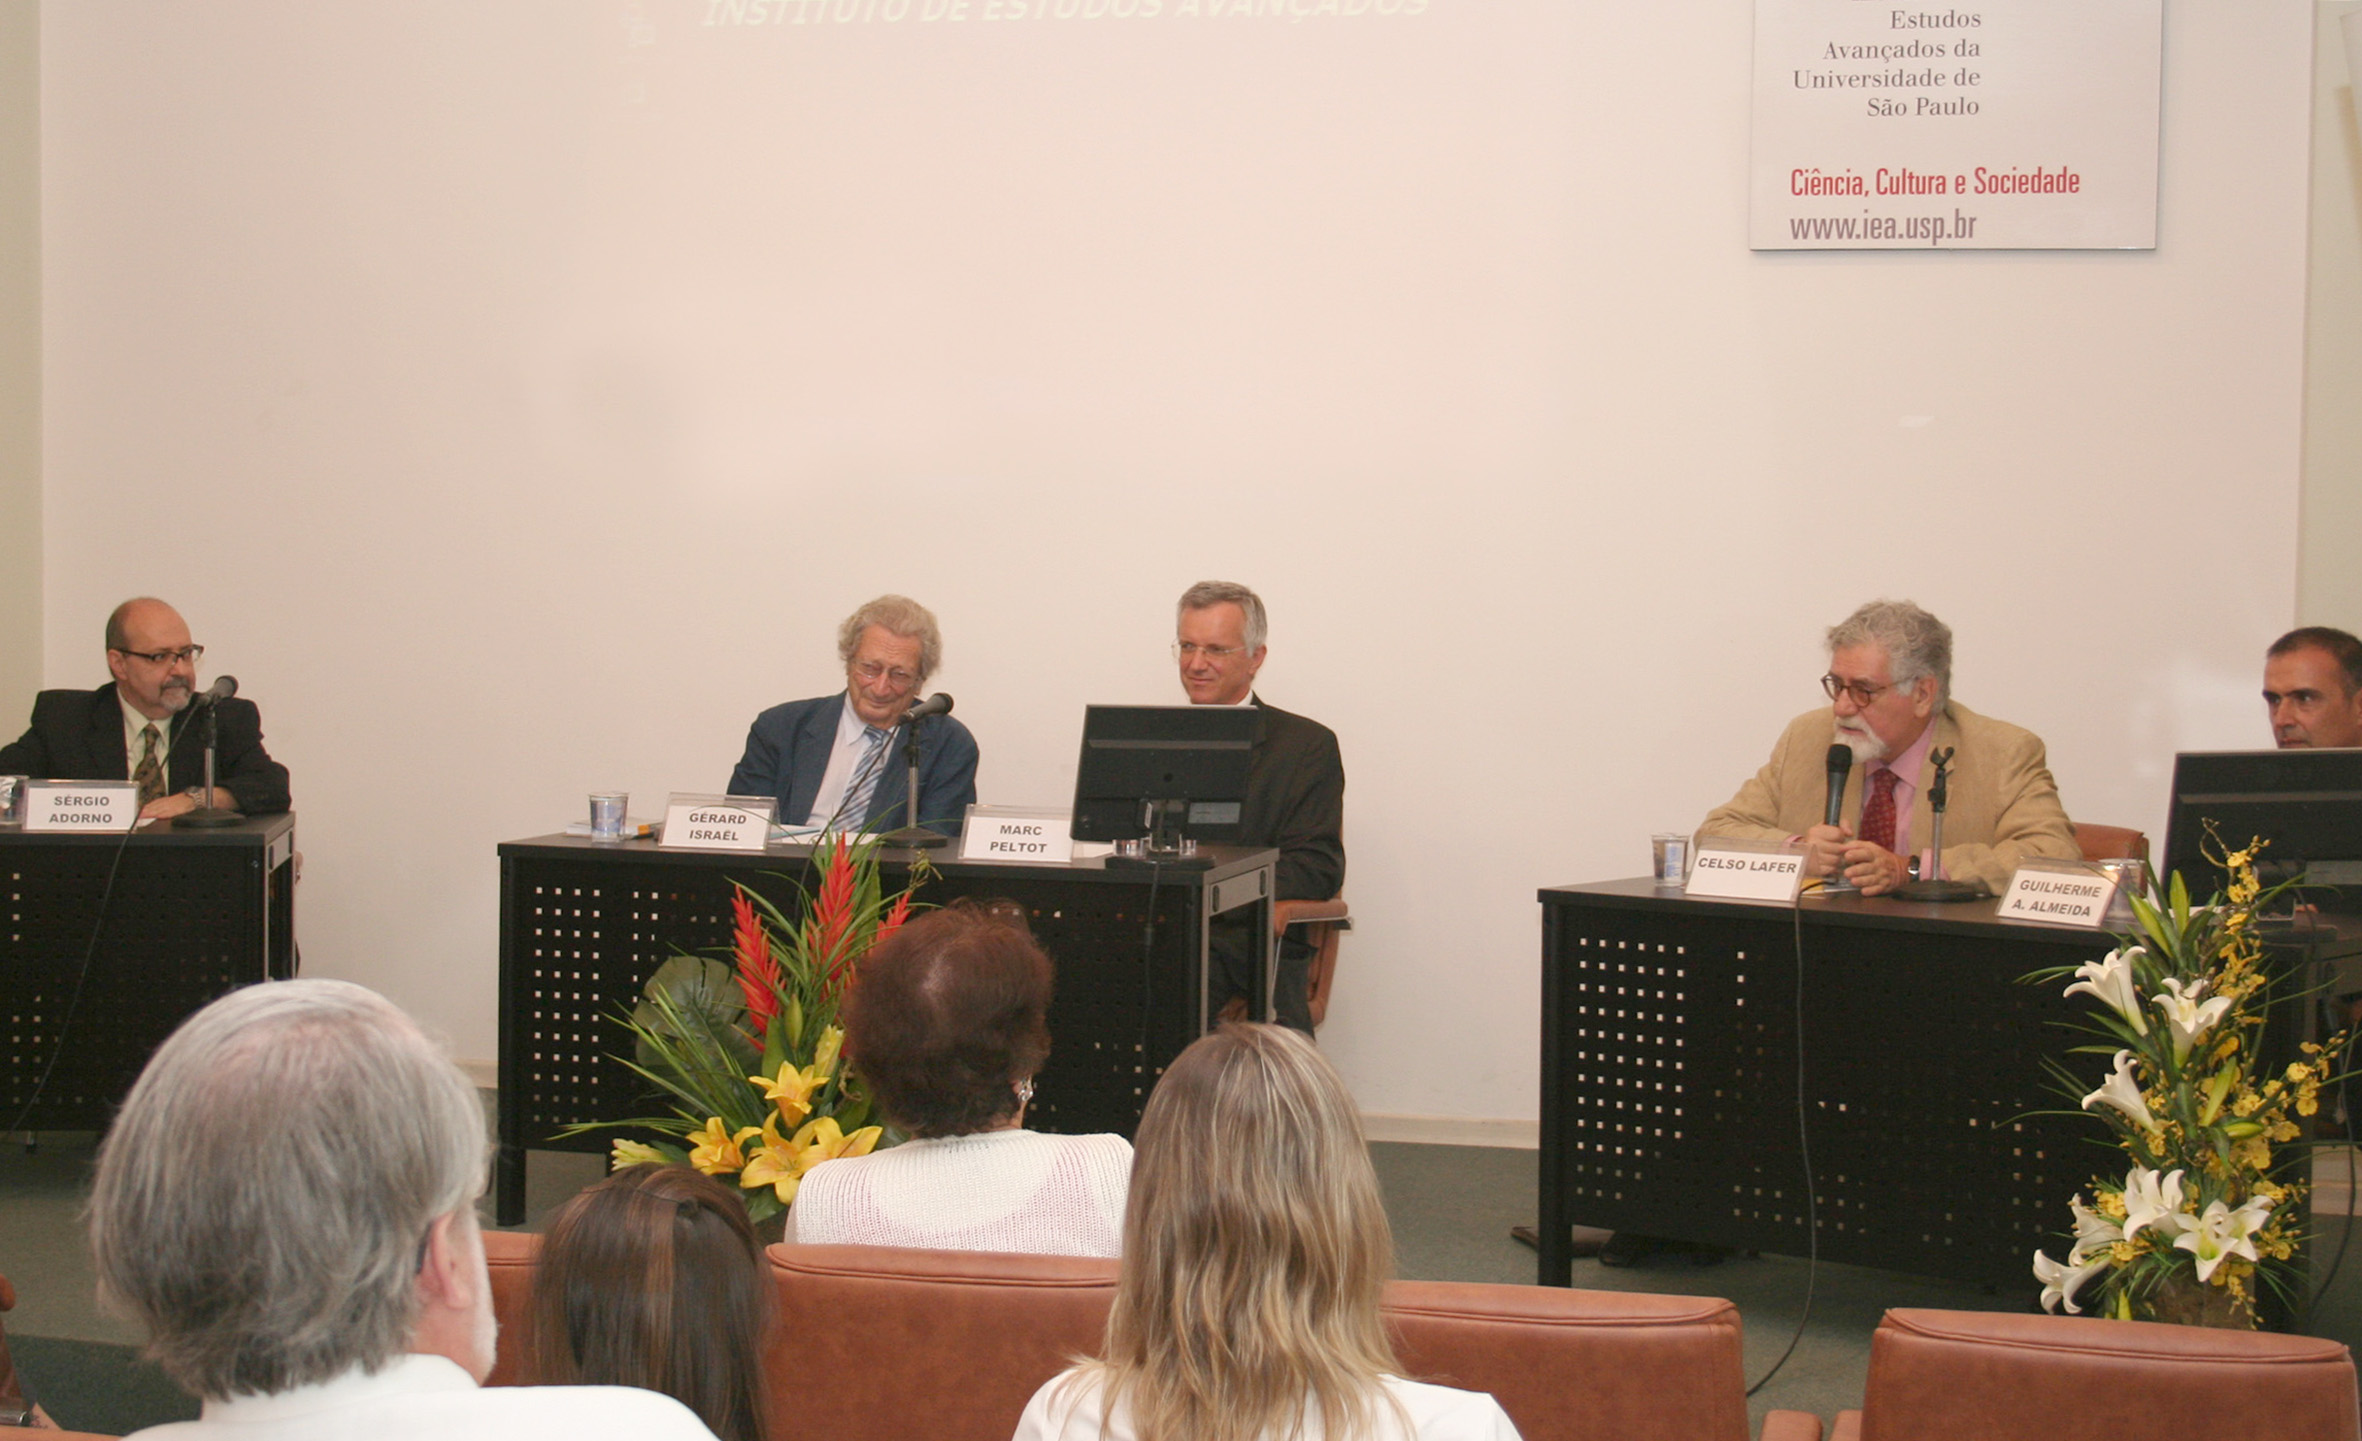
[175, 701, 243, 829]
[876, 716, 949, 850]
[1894, 746, 1981, 902]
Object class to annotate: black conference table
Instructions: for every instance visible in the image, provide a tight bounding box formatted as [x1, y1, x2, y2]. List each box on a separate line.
[494, 833, 1276, 1224]
[1533, 877, 2305, 1296]
[1, 813, 298, 1130]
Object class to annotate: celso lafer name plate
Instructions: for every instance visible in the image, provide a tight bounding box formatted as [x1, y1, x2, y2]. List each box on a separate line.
[1685, 847, 1805, 902]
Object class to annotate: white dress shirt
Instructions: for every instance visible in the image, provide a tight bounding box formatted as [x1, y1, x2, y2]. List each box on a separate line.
[804, 695, 899, 829]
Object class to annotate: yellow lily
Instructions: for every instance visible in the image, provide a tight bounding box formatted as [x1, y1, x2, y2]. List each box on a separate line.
[686, 1115, 760, 1176]
[609, 1139, 667, 1171]
[740, 1113, 884, 1205]
[812, 1025, 846, 1080]
[748, 1064, 825, 1129]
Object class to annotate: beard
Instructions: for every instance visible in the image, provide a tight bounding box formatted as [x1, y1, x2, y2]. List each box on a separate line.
[1835, 721, 1888, 765]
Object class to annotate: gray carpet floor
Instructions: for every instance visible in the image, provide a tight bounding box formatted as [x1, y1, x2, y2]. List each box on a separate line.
[9, 1132, 2362, 1436]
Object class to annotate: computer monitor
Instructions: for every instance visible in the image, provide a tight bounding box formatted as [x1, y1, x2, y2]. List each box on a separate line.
[2161, 749, 2362, 903]
[1070, 704, 1256, 855]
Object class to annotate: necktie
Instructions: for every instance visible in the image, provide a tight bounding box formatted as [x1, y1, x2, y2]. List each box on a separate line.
[132, 724, 165, 808]
[1860, 767, 1900, 853]
[838, 727, 893, 828]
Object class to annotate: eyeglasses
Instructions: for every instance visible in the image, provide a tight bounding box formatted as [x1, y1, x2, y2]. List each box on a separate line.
[113, 645, 204, 667]
[851, 660, 918, 688]
[1821, 674, 1893, 707]
[1174, 643, 1248, 661]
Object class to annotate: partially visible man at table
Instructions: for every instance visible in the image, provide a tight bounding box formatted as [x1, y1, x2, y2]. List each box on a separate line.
[1175, 580, 1344, 1031]
[2263, 626, 2362, 751]
[1698, 598, 2078, 897]
[0, 597, 290, 821]
[727, 594, 979, 836]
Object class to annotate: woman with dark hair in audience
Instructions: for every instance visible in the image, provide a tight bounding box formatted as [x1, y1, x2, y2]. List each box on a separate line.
[788, 900, 1131, 1257]
[530, 1164, 771, 1441]
[1013, 1024, 1521, 1441]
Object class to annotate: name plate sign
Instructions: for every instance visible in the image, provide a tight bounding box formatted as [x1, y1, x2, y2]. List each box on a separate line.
[1998, 863, 2118, 927]
[958, 806, 1075, 864]
[658, 802, 769, 852]
[1685, 845, 1805, 902]
[25, 781, 141, 832]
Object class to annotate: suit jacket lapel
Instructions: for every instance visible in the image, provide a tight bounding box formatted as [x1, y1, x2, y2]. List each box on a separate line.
[785, 696, 844, 825]
[89, 683, 131, 781]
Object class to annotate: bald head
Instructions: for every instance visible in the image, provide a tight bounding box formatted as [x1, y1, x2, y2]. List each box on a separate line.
[104, 598, 198, 720]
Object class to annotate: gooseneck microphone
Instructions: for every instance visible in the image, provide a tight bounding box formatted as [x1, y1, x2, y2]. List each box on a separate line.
[900, 693, 953, 725]
[1822, 743, 1852, 829]
[189, 675, 238, 709]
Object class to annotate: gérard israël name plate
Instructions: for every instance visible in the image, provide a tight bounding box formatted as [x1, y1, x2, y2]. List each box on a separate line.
[1751, 0, 2161, 250]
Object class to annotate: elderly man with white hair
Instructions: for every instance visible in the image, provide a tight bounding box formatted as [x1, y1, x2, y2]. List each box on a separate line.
[87, 980, 717, 1441]
[1698, 598, 2079, 896]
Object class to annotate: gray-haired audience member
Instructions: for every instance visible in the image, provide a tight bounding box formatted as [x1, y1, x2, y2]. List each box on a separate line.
[1698, 598, 2079, 898]
[87, 979, 718, 1441]
[2263, 626, 2362, 751]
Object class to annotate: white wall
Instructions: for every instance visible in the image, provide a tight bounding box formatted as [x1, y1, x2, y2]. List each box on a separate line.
[2307, 2, 2362, 628]
[39, 1, 2316, 1124]
[0, 1, 36, 723]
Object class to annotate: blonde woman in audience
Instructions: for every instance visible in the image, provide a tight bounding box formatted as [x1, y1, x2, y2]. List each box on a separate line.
[1012, 1024, 1521, 1441]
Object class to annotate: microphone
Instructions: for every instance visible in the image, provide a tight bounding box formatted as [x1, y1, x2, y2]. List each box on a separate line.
[900, 693, 953, 725]
[1822, 743, 1852, 830]
[190, 675, 238, 709]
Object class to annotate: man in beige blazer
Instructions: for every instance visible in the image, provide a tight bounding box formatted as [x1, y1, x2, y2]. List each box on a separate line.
[1698, 599, 2079, 896]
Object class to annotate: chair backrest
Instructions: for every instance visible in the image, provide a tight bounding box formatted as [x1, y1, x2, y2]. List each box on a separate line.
[1856, 1308, 2359, 1441]
[485, 1233, 1761, 1441]
[767, 1243, 1118, 1441]
[1384, 1279, 1752, 1441]
[2073, 822, 2150, 865]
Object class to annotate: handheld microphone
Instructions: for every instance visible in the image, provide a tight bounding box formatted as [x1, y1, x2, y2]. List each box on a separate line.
[900, 693, 953, 725]
[1822, 743, 1852, 829]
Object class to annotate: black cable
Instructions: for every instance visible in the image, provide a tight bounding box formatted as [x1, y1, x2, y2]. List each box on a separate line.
[2, 712, 207, 1140]
[1746, 896, 1821, 1397]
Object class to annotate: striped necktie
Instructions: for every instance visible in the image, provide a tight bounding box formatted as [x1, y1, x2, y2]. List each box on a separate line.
[838, 726, 893, 828]
[132, 724, 165, 808]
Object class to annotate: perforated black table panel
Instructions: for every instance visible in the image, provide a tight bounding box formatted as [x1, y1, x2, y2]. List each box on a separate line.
[1538, 880, 2128, 1294]
[496, 835, 1275, 1224]
[2, 815, 297, 1131]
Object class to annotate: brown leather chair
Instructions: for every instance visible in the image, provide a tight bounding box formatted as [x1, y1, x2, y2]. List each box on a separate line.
[486, 1234, 1821, 1441]
[2073, 822, 2150, 865]
[1275, 896, 1351, 1029]
[481, 1227, 542, 1388]
[1831, 1307, 2359, 1441]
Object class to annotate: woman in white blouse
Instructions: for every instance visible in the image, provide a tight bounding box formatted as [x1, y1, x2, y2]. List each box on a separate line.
[1012, 1024, 1521, 1441]
[788, 901, 1130, 1257]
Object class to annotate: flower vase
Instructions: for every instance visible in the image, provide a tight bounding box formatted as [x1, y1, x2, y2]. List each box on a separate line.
[2138, 1271, 2251, 1330]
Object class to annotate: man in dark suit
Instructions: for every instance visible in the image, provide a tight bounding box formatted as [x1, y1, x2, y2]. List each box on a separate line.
[727, 594, 978, 836]
[0, 597, 290, 820]
[1177, 580, 1344, 1032]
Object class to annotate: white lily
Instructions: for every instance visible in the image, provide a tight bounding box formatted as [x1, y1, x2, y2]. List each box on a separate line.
[2068, 1195, 2125, 1264]
[2171, 1196, 2274, 1282]
[2033, 1248, 2110, 1314]
[2153, 976, 2233, 1063]
[2081, 1050, 2156, 1130]
[2119, 1166, 2187, 1245]
[2063, 946, 2148, 1035]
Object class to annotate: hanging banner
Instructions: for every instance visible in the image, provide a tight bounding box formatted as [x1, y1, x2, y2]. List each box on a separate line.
[1751, 1, 2162, 250]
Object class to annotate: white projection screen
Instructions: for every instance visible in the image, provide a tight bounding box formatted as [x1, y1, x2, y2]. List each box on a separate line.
[37, 2, 2314, 1125]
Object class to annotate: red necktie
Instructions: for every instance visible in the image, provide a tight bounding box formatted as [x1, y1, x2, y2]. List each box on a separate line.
[1860, 767, 1900, 853]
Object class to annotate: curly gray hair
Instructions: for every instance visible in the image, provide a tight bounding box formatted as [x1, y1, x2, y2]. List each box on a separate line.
[837, 595, 943, 685]
[1827, 599, 1952, 704]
